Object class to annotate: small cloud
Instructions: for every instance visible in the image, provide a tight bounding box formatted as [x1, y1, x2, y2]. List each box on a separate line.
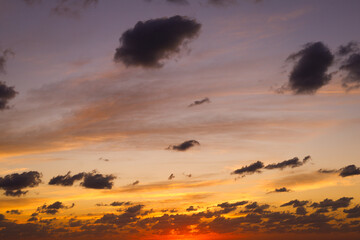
[37, 201, 74, 215]
[48, 172, 85, 186]
[231, 161, 264, 177]
[280, 200, 309, 208]
[188, 97, 210, 107]
[168, 174, 175, 180]
[0, 171, 42, 197]
[6, 209, 22, 215]
[339, 165, 360, 177]
[186, 206, 197, 212]
[132, 180, 140, 186]
[265, 156, 310, 170]
[114, 15, 201, 68]
[310, 197, 353, 211]
[99, 157, 110, 162]
[267, 187, 291, 194]
[278, 42, 334, 94]
[167, 140, 200, 151]
[81, 171, 116, 189]
[336, 41, 359, 56]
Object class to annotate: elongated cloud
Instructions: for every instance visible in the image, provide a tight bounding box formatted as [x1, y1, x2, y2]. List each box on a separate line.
[310, 197, 353, 211]
[280, 199, 309, 208]
[340, 52, 360, 91]
[265, 156, 310, 170]
[268, 187, 291, 194]
[188, 97, 210, 107]
[231, 161, 264, 176]
[337, 41, 359, 56]
[280, 42, 334, 94]
[0, 171, 42, 197]
[37, 201, 74, 215]
[318, 164, 360, 177]
[114, 15, 201, 68]
[167, 140, 200, 151]
[81, 171, 116, 189]
[48, 172, 85, 186]
[344, 205, 360, 218]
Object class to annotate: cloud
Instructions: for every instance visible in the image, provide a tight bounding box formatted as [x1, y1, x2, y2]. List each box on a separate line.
[318, 165, 360, 178]
[51, 0, 98, 18]
[0, 49, 14, 74]
[268, 187, 291, 194]
[296, 206, 307, 215]
[166, 0, 189, 4]
[114, 15, 201, 68]
[110, 201, 132, 207]
[188, 97, 210, 107]
[337, 41, 359, 56]
[344, 205, 360, 218]
[231, 161, 264, 176]
[265, 156, 310, 170]
[48, 171, 85, 186]
[167, 140, 200, 151]
[0, 82, 17, 111]
[6, 210, 22, 215]
[186, 206, 197, 212]
[0, 171, 42, 197]
[207, 0, 237, 6]
[168, 173, 175, 180]
[310, 197, 353, 211]
[217, 201, 248, 214]
[37, 201, 74, 215]
[81, 171, 116, 189]
[339, 165, 360, 177]
[340, 53, 360, 91]
[280, 200, 309, 208]
[280, 42, 334, 94]
[132, 180, 139, 186]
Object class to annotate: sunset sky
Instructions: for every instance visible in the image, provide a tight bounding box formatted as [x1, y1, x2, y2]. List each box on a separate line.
[0, 0, 360, 239]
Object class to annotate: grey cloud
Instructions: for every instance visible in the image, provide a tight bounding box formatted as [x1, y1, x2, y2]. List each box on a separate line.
[280, 42, 334, 94]
[265, 156, 310, 170]
[167, 140, 200, 151]
[188, 97, 210, 107]
[81, 171, 116, 189]
[48, 172, 85, 186]
[114, 15, 201, 68]
[0, 171, 42, 197]
[311, 197, 353, 211]
[231, 161, 264, 176]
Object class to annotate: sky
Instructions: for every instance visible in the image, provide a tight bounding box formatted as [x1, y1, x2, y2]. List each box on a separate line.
[0, 0, 360, 239]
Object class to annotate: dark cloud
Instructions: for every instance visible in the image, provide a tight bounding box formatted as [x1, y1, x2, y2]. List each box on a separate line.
[132, 180, 140, 186]
[243, 202, 270, 214]
[337, 41, 359, 56]
[168, 173, 175, 180]
[231, 161, 264, 176]
[166, 0, 189, 4]
[48, 171, 85, 186]
[81, 171, 116, 189]
[186, 206, 197, 212]
[207, 0, 237, 6]
[280, 200, 309, 208]
[114, 15, 201, 68]
[344, 205, 360, 218]
[296, 206, 307, 215]
[183, 173, 192, 178]
[110, 201, 132, 207]
[37, 201, 74, 215]
[280, 42, 334, 94]
[310, 197, 353, 211]
[268, 187, 291, 194]
[4, 190, 28, 197]
[6, 210, 22, 215]
[188, 97, 210, 107]
[51, 0, 98, 18]
[339, 165, 360, 177]
[0, 171, 42, 197]
[167, 140, 200, 151]
[340, 53, 360, 91]
[0, 49, 14, 74]
[0, 82, 17, 110]
[318, 169, 338, 174]
[265, 156, 310, 170]
[217, 201, 248, 214]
